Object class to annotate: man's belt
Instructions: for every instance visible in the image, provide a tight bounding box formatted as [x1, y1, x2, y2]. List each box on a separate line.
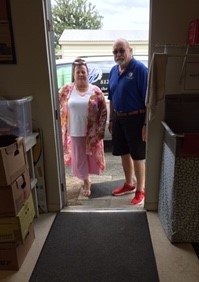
[114, 109, 146, 117]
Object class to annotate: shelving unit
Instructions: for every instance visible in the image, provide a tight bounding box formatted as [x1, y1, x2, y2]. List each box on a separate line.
[25, 132, 39, 217]
[154, 44, 199, 69]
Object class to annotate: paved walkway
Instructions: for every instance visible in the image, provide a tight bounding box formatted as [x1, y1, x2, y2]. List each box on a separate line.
[64, 141, 144, 211]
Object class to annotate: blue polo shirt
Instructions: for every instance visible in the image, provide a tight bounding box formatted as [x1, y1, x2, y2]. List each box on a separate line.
[108, 58, 148, 112]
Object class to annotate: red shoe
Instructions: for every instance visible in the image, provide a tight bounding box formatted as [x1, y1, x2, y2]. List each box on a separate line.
[112, 182, 136, 196]
[131, 190, 145, 205]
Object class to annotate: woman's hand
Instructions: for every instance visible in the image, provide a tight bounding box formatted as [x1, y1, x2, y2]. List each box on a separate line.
[97, 131, 105, 140]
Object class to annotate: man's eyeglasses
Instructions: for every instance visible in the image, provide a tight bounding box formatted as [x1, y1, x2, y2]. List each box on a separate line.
[112, 48, 126, 55]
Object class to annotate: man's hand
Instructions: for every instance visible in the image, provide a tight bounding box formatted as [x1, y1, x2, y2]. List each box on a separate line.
[142, 124, 147, 142]
[108, 121, 112, 134]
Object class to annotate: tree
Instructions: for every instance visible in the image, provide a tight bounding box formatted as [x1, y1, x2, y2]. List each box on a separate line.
[52, 0, 103, 48]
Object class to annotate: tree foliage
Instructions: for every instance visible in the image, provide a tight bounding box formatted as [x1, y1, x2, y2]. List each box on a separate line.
[52, 0, 103, 47]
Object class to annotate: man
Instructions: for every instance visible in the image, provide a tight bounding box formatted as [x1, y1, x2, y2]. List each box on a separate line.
[108, 38, 148, 205]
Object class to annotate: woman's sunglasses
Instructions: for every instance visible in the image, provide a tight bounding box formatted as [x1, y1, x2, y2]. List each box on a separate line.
[112, 48, 126, 55]
[73, 61, 87, 65]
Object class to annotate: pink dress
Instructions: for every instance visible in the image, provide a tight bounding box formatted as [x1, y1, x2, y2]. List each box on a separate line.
[59, 83, 107, 176]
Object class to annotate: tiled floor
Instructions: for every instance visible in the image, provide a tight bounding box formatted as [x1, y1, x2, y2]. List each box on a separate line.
[0, 143, 199, 282]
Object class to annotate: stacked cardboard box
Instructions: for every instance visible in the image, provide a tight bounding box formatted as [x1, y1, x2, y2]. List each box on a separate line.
[0, 135, 35, 270]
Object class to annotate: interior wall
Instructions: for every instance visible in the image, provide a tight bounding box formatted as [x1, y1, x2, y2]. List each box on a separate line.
[146, 0, 199, 210]
[0, 0, 62, 212]
[150, 0, 199, 48]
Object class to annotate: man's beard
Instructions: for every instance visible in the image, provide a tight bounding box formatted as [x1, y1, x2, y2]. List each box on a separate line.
[116, 59, 126, 66]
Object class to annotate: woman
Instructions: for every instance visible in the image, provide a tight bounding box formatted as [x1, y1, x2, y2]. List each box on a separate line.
[59, 58, 107, 197]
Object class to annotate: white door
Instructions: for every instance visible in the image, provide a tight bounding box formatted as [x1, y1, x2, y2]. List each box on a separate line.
[42, 0, 67, 207]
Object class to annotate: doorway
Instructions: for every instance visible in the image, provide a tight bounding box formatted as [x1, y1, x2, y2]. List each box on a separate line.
[46, 0, 150, 210]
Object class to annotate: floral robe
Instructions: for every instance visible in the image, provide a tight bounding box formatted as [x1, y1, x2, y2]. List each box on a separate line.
[59, 83, 107, 173]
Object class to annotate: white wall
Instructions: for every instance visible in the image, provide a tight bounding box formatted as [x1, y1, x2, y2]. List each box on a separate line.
[0, 0, 62, 212]
[145, 0, 199, 210]
[60, 41, 148, 60]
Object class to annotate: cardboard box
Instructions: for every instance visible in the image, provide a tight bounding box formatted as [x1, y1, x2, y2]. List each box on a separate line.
[0, 135, 28, 186]
[0, 193, 35, 243]
[0, 169, 31, 217]
[33, 129, 48, 213]
[0, 223, 35, 270]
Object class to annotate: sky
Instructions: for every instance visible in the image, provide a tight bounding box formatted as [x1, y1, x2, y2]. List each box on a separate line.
[51, 0, 149, 31]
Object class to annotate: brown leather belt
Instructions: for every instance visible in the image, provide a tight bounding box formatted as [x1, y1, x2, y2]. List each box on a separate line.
[114, 109, 146, 117]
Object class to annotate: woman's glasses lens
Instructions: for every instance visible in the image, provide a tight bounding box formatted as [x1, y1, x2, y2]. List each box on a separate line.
[112, 48, 125, 55]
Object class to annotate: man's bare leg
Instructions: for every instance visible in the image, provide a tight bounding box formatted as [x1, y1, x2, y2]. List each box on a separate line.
[133, 160, 145, 191]
[121, 154, 136, 185]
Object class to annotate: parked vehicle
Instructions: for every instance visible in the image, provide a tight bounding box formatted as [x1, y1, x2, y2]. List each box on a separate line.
[56, 56, 115, 93]
[56, 55, 148, 140]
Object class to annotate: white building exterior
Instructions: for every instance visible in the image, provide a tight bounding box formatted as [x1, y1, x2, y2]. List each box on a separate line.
[58, 29, 149, 60]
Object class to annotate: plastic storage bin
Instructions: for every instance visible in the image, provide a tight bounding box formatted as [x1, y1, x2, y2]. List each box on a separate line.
[0, 96, 33, 138]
